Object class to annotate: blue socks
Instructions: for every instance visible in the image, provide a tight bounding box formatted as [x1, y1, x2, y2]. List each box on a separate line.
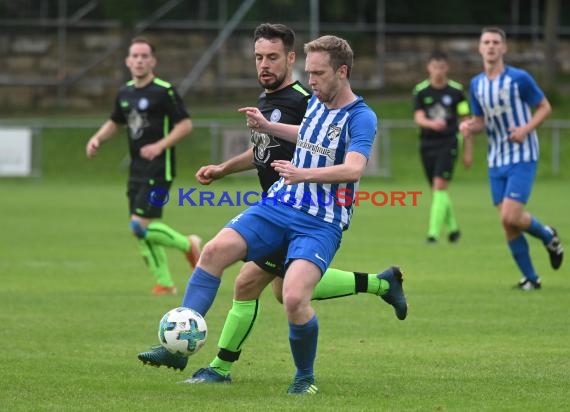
[289, 315, 319, 379]
[525, 217, 554, 245]
[182, 267, 221, 316]
[508, 235, 539, 282]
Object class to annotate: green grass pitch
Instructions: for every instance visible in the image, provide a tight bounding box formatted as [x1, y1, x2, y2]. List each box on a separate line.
[1, 176, 569, 411]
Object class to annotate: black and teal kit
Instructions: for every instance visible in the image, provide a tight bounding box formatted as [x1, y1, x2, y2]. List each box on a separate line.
[110, 77, 190, 217]
[412, 79, 469, 183]
[250, 81, 311, 276]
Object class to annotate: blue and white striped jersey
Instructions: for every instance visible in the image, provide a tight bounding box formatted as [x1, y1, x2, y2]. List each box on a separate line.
[470, 65, 544, 168]
[267, 95, 377, 230]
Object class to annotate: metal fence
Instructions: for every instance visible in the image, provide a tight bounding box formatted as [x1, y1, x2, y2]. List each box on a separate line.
[1, 119, 568, 179]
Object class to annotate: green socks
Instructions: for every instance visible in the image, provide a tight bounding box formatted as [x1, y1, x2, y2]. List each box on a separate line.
[428, 190, 458, 238]
[428, 190, 447, 238]
[210, 300, 260, 376]
[444, 194, 459, 233]
[136, 222, 191, 286]
[137, 239, 174, 287]
[313, 268, 358, 299]
[145, 222, 190, 252]
[312, 269, 386, 299]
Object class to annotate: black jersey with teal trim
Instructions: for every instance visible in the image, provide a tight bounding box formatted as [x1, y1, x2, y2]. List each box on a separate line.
[110, 77, 189, 182]
[253, 81, 311, 193]
[412, 79, 469, 148]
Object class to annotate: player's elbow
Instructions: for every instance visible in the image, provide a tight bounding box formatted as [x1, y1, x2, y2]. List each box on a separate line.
[345, 169, 362, 183]
[542, 100, 552, 117]
[413, 111, 425, 127]
[177, 118, 193, 136]
[344, 162, 366, 183]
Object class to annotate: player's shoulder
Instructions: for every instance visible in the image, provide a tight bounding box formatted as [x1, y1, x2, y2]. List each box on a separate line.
[282, 81, 311, 102]
[290, 81, 311, 96]
[505, 65, 535, 82]
[447, 79, 465, 91]
[118, 80, 135, 92]
[152, 77, 173, 89]
[350, 97, 378, 121]
[413, 79, 430, 94]
[267, 82, 312, 109]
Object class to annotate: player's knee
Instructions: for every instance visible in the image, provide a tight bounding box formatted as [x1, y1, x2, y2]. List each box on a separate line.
[282, 290, 304, 313]
[500, 212, 519, 228]
[129, 219, 147, 238]
[199, 240, 226, 266]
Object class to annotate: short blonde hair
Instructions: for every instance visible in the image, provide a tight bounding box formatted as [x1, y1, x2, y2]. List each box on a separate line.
[304, 35, 353, 78]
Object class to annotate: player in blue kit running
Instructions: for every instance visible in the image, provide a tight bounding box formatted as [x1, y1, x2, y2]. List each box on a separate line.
[460, 27, 563, 290]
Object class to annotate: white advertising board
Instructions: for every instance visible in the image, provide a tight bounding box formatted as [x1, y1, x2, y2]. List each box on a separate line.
[0, 128, 32, 176]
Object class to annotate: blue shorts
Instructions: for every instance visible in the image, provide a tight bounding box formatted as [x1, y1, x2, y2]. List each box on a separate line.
[225, 202, 342, 274]
[488, 162, 537, 206]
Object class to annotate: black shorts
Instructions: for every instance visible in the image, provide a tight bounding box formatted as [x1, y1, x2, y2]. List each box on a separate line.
[127, 179, 172, 218]
[420, 139, 458, 185]
[253, 247, 287, 278]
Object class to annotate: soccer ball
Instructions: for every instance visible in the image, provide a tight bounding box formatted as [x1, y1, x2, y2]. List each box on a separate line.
[158, 307, 207, 356]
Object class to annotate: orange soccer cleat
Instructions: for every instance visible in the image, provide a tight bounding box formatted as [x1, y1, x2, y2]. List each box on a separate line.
[151, 285, 178, 295]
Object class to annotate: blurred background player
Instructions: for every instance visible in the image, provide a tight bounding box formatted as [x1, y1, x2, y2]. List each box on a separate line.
[85, 37, 201, 295]
[460, 27, 563, 289]
[413, 50, 470, 244]
[138, 23, 407, 382]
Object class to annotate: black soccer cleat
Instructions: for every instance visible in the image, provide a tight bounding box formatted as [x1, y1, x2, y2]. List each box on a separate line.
[138, 345, 188, 371]
[545, 226, 563, 270]
[448, 230, 461, 243]
[515, 277, 542, 291]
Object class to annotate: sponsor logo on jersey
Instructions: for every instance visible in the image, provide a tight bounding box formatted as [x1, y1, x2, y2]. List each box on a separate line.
[297, 139, 335, 161]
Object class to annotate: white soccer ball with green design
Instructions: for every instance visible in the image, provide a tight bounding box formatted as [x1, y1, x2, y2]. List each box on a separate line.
[158, 307, 207, 356]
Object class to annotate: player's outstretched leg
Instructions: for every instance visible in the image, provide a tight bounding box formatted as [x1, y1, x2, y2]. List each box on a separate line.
[377, 266, 408, 320]
[138, 345, 188, 371]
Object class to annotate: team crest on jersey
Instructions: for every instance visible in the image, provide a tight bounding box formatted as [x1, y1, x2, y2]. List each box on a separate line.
[138, 98, 149, 110]
[270, 109, 282, 122]
[326, 124, 342, 141]
[442, 95, 452, 105]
